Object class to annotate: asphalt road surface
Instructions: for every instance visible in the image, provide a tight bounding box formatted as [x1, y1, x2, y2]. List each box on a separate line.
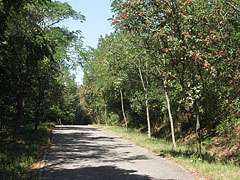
[40, 125, 195, 180]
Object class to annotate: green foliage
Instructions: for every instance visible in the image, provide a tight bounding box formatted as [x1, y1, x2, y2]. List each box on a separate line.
[216, 118, 240, 136]
[109, 112, 120, 125]
[0, 0, 87, 130]
[43, 0, 85, 25]
[0, 122, 54, 180]
[129, 91, 145, 113]
[80, 0, 240, 162]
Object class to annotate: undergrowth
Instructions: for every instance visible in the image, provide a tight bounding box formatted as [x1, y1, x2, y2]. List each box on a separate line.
[0, 122, 54, 180]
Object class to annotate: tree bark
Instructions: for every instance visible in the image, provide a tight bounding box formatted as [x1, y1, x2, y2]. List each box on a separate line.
[104, 103, 108, 125]
[156, 65, 176, 148]
[163, 78, 177, 148]
[120, 89, 128, 130]
[138, 64, 151, 138]
[145, 92, 151, 139]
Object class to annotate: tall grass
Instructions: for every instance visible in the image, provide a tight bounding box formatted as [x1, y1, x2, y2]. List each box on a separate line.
[0, 122, 54, 180]
[97, 125, 240, 180]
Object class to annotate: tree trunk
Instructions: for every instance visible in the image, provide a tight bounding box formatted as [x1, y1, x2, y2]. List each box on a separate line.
[58, 118, 62, 125]
[96, 108, 101, 124]
[92, 110, 96, 124]
[155, 65, 176, 148]
[194, 101, 202, 157]
[104, 104, 108, 125]
[138, 65, 151, 138]
[163, 78, 177, 148]
[145, 91, 151, 139]
[120, 89, 128, 130]
[35, 79, 41, 130]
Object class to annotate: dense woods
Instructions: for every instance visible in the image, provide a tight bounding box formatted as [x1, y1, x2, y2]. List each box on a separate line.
[79, 0, 240, 161]
[0, 0, 88, 137]
[0, 1, 88, 178]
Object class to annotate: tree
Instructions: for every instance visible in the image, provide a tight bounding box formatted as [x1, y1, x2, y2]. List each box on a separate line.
[0, 0, 85, 137]
[110, 0, 240, 155]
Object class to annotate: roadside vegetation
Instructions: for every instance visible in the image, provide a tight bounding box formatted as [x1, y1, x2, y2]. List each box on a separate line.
[79, 1, 240, 178]
[0, 1, 88, 179]
[1, 0, 239, 179]
[96, 125, 240, 180]
[0, 122, 54, 179]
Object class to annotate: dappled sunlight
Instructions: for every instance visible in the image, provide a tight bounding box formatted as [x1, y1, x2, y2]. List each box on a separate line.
[41, 125, 194, 180]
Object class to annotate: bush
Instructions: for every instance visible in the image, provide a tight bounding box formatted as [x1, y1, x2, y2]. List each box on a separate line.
[109, 112, 120, 125]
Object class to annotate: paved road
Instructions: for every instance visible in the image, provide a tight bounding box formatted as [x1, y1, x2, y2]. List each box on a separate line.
[41, 125, 195, 180]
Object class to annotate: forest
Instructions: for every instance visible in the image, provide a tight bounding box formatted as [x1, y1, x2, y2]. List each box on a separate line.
[0, 0, 239, 179]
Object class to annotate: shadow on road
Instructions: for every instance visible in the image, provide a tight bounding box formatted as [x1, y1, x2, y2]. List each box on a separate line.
[41, 126, 187, 180]
[46, 126, 149, 163]
[43, 165, 179, 180]
[44, 165, 152, 180]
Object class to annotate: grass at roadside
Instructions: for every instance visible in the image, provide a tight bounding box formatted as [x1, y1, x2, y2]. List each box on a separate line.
[0, 122, 54, 180]
[95, 124, 240, 180]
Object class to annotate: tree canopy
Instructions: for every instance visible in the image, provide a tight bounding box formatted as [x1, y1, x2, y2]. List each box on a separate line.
[0, 0, 88, 139]
[80, 0, 240, 158]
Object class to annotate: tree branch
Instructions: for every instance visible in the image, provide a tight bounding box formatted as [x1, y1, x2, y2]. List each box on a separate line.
[225, 2, 240, 16]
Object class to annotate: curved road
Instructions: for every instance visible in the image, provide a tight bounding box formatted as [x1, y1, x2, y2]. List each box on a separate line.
[40, 125, 195, 180]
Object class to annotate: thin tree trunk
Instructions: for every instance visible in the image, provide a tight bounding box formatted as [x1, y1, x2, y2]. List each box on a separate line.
[120, 89, 128, 130]
[35, 79, 41, 130]
[156, 65, 176, 148]
[145, 92, 151, 139]
[194, 101, 202, 157]
[97, 108, 101, 124]
[92, 110, 97, 124]
[163, 78, 177, 148]
[58, 118, 62, 125]
[104, 103, 108, 125]
[138, 65, 151, 138]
